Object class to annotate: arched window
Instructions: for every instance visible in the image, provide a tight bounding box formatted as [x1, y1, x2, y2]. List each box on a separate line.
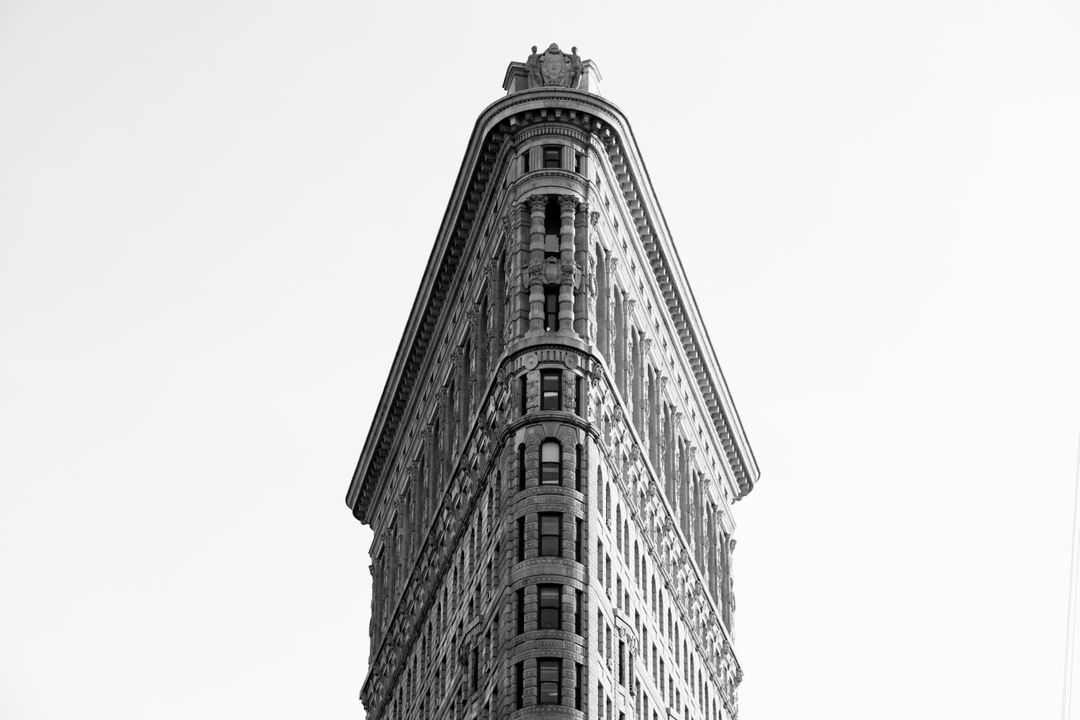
[540, 440, 561, 485]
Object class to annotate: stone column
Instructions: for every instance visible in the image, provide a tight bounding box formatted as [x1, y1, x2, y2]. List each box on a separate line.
[528, 195, 547, 332]
[596, 246, 609, 358]
[470, 305, 483, 405]
[706, 503, 719, 604]
[573, 202, 589, 340]
[427, 413, 440, 522]
[558, 194, 578, 334]
[722, 536, 735, 633]
[488, 256, 502, 363]
[610, 260, 623, 389]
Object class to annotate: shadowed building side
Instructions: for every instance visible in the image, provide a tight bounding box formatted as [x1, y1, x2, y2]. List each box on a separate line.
[345, 44, 759, 720]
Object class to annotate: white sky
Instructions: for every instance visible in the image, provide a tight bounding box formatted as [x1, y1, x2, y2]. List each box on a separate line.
[2, 1, 1079, 718]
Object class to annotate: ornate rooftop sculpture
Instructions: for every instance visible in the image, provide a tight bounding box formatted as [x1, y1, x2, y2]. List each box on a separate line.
[504, 43, 601, 95]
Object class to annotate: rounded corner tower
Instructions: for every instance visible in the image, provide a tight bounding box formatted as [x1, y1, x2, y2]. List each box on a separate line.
[345, 43, 760, 720]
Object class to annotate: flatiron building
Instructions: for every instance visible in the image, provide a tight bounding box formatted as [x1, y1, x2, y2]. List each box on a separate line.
[345, 44, 760, 720]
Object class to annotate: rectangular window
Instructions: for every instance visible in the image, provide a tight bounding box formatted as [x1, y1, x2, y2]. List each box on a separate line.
[575, 589, 583, 635]
[540, 370, 561, 410]
[517, 588, 526, 634]
[574, 151, 583, 174]
[540, 440, 561, 485]
[518, 517, 526, 561]
[538, 658, 561, 704]
[542, 145, 561, 169]
[575, 517, 583, 562]
[576, 663, 584, 710]
[544, 287, 559, 331]
[520, 376, 528, 416]
[575, 376, 583, 416]
[539, 513, 561, 557]
[518, 443, 527, 490]
[516, 661, 525, 709]
[618, 640, 626, 685]
[522, 151, 530, 174]
[539, 584, 561, 629]
[574, 444, 583, 490]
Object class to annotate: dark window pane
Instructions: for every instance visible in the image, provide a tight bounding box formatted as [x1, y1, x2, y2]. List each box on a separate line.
[541, 372, 561, 410]
[538, 659, 561, 704]
[539, 513, 561, 557]
[544, 287, 559, 331]
[543, 146, 561, 169]
[540, 440, 560, 485]
[539, 585, 560, 629]
[541, 462, 560, 485]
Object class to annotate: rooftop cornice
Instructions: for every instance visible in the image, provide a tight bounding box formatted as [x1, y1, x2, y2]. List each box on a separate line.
[346, 86, 758, 523]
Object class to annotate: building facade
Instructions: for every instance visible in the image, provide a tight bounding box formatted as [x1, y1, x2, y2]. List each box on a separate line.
[345, 45, 759, 720]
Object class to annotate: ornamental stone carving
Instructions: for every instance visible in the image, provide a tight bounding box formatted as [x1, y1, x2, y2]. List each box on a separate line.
[526, 261, 545, 287]
[559, 194, 578, 215]
[525, 44, 582, 89]
[544, 257, 561, 284]
[525, 46, 542, 87]
[560, 260, 582, 287]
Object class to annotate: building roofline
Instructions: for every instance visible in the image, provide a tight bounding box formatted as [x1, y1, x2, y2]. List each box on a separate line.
[346, 86, 759, 523]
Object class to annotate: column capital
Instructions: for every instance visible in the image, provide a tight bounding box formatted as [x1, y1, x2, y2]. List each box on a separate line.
[528, 195, 547, 213]
[558, 194, 579, 214]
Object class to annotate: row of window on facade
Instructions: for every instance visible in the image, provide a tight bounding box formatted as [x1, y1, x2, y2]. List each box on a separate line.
[515, 513, 582, 562]
[521, 144, 585, 175]
[514, 658, 584, 709]
[520, 369, 582, 415]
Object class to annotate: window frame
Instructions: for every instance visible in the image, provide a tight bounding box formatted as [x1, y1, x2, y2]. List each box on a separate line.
[538, 513, 562, 557]
[542, 145, 562, 169]
[540, 370, 562, 411]
[538, 584, 561, 630]
[544, 286, 559, 331]
[537, 658, 562, 705]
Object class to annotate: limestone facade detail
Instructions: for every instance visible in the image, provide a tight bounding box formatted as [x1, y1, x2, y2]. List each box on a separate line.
[346, 48, 759, 720]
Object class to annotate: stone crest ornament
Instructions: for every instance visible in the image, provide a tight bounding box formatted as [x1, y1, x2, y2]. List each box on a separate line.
[540, 44, 570, 86]
[525, 44, 583, 88]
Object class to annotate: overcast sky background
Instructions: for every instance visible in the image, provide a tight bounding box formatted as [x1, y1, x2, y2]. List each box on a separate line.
[2, 1, 1079, 718]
